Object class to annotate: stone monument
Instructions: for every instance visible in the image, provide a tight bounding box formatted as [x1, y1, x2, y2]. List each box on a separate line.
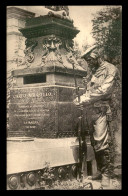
[8, 6, 87, 138]
[7, 7, 97, 190]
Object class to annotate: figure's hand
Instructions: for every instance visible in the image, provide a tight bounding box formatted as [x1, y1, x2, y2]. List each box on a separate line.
[73, 97, 84, 110]
[80, 95, 91, 105]
[73, 97, 79, 105]
[73, 96, 91, 105]
[83, 96, 90, 102]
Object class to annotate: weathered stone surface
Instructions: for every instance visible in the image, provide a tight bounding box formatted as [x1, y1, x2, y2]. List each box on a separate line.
[9, 86, 84, 138]
[58, 102, 75, 137]
[9, 87, 57, 137]
[7, 7, 35, 62]
[9, 102, 57, 137]
[7, 138, 79, 174]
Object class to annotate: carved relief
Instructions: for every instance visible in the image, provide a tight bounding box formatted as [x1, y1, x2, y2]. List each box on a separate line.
[42, 35, 63, 64]
[11, 57, 24, 66]
[64, 41, 79, 68]
[14, 40, 38, 67]
[65, 41, 74, 53]
[43, 35, 62, 51]
[45, 6, 69, 15]
[24, 40, 38, 67]
[45, 6, 69, 18]
[45, 6, 60, 11]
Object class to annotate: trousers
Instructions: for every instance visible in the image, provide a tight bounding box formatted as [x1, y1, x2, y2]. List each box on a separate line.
[84, 105, 110, 152]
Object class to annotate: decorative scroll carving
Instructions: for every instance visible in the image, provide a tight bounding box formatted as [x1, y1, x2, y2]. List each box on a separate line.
[14, 40, 38, 68]
[24, 40, 38, 67]
[65, 44, 80, 69]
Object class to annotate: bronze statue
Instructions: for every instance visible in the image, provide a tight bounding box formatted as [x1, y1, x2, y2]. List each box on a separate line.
[73, 45, 120, 188]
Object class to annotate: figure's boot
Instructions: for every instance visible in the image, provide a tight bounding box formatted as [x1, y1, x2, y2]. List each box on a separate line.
[101, 149, 111, 188]
[91, 170, 102, 180]
[91, 151, 102, 180]
[101, 174, 110, 188]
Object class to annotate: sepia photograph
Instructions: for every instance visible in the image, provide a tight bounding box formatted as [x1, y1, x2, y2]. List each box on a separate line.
[7, 5, 122, 190]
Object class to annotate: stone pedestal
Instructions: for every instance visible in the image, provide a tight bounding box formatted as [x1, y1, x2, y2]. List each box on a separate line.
[8, 11, 87, 138]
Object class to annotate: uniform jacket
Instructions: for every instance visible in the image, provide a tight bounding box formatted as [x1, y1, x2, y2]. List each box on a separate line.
[81, 61, 120, 106]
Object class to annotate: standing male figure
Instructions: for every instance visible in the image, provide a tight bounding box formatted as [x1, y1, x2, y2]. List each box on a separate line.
[73, 45, 120, 187]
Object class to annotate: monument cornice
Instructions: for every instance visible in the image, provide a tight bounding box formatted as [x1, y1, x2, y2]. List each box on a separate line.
[25, 15, 74, 27]
[19, 16, 79, 39]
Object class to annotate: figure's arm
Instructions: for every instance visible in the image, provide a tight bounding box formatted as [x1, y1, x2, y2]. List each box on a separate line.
[90, 74, 116, 99]
[77, 69, 118, 105]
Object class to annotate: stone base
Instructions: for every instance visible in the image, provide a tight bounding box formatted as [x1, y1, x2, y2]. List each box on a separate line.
[7, 137, 79, 175]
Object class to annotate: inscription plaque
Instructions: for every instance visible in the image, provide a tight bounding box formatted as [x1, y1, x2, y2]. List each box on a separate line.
[10, 87, 58, 103]
[9, 86, 81, 138]
[9, 87, 58, 137]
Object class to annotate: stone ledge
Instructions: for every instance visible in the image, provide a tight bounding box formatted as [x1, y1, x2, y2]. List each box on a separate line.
[7, 137, 34, 142]
[7, 31, 23, 36]
[25, 15, 74, 27]
[12, 66, 87, 77]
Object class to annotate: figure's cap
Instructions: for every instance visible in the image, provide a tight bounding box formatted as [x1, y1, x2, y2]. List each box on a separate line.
[81, 45, 98, 59]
